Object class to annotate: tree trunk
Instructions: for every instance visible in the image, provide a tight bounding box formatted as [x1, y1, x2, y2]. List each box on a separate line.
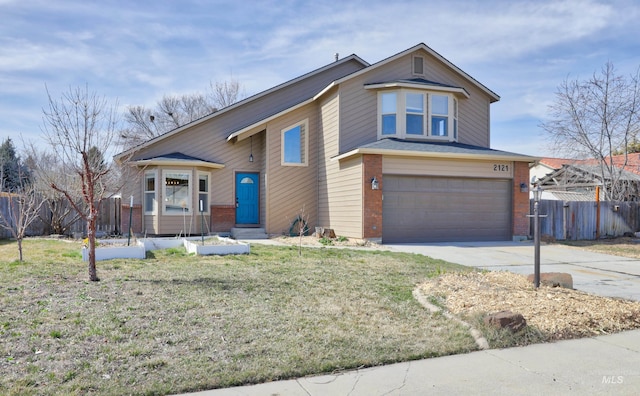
[17, 237, 23, 262]
[87, 213, 99, 282]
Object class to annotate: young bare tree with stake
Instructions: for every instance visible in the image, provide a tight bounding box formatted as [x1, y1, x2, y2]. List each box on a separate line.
[42, 85, 123, 281]
[0, 165, 44, 262]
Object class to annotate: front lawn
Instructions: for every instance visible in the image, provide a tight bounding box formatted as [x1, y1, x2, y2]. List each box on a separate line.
[0, 239, 475, 395]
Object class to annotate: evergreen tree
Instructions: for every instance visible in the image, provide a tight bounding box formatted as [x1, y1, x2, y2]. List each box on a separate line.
[0, 137, 30, 192]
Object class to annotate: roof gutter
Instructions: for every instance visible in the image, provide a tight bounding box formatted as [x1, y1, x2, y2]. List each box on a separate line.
[332, 147, 540, 163]
[364, 82, 470, 98]
[130, 159, 225, 169]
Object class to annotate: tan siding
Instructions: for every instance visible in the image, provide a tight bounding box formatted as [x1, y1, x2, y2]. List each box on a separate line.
[264, 104, 318, 235]
[143, 215, 157, 234]
[383, 157, 513, 179]
[121, 168, 158, 234]
[318, 88, 339, 228]
[317, 88, 364, 238]
[418, 50, 492, 147]
[128, 59, 365, 210]
[338, 50, 493, 153]
[132, 122, 264, 207]
[324, 157, 363, 237]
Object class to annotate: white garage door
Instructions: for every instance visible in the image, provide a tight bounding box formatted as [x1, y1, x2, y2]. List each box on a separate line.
[382, 175, 512, 243]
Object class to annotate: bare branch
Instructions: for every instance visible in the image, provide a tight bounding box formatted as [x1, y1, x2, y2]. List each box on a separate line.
[42, 84, 124, 281]
[119, 78, 245, 150]
[542, 62, 640, 200]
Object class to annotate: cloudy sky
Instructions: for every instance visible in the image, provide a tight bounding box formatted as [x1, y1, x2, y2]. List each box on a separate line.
[1, 0, 639, 157]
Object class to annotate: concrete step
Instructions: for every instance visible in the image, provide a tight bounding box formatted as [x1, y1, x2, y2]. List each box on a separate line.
[231, 227, 269, 240]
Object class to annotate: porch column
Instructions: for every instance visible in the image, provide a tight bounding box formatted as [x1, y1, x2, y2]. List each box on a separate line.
[513, 161, 530, 240]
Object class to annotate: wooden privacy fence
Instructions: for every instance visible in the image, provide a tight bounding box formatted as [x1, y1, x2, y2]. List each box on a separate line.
[532, 200, 640, 241]
[0, 193, 44, 239]
[67, 197, 122, 237]
[0, 195, 121, 239]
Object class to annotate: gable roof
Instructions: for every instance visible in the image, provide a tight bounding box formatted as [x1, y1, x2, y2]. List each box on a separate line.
[539, 163, 640, 186]
[116, 43, 501, 160]
[227, 44, 497, 143]
[330, 43, 500, 103]
[538, 154, 640, 177]
[115, 54, 369, 161]
[538, 157, 576, 170]
[334, 138, 538, 162]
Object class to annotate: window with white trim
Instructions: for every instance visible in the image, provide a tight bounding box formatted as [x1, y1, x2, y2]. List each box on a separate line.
[198, 172, 209, 213]
[281, 119, 308, 166]
[406, 93, 424, 135]
[377, 90, 458, 141]
[381, 93, 397, 135]
[163, 170, 191, 214]
[453, 98, 458, 140]
[431, 94, 448, 136]
[144, 171, 157, 214]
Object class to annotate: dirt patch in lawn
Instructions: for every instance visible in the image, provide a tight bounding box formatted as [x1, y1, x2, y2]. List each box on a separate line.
[272, 235, 387, 249]
[418, 271, 640, 342]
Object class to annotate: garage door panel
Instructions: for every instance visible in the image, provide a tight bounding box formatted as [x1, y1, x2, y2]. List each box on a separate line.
[383, 175, 512, 243]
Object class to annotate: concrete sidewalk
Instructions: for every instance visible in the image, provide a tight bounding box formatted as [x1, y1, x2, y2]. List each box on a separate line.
[184, 329, 640, 395]
[179, 241, 640, 396]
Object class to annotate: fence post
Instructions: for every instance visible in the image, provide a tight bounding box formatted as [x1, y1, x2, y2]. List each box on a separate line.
[595, 186, 600, 239]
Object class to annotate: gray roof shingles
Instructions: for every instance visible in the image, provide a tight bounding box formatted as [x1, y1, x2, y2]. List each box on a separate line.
[357, 138, 533, 159]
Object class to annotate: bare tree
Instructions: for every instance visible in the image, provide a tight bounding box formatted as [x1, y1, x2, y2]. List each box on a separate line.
[23, 146, 83, 235]
[120, 78, 244, 149]
[42, 84, 122, 281]
[542, 62, 640, 200]
[209, 79, 242, 109]
[0, 167, 45, 262]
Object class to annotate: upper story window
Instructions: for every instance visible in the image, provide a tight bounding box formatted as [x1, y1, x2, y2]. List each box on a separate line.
[281, 119, 308, 166]
[376, 90, 459, 141]
[406, 93, 424, 135]
[381, 94, 397, 135]
[431, 94, 449, 136]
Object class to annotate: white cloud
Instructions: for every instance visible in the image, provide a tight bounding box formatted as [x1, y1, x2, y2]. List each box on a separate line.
[1, 0, 639, 157]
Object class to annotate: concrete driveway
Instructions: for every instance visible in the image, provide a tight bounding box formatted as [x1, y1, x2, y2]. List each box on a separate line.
[385, 241, 640, 301]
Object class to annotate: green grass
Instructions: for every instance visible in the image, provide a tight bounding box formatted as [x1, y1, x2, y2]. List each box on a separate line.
[0, 238, 476, 395]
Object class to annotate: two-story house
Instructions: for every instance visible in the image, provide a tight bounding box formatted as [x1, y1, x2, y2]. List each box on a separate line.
[115, 43, 537, 243]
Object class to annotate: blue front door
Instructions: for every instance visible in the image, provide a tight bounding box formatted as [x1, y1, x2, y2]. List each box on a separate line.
[235, 173, 259, 224]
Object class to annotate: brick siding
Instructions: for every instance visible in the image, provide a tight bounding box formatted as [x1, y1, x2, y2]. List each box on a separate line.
[121, 204, 142, 235]
[211, 205, 236, 232]
[513, 161, 530, 238]
[362, 154, 383, 240]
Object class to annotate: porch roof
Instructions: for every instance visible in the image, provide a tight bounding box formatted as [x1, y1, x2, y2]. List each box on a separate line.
[333, 138, 539, 162]
[364, 78, 470, 98]
[130, 152, 225, 169]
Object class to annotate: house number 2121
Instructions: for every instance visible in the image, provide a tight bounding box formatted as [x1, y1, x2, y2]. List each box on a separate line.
[493, 164, 509, 172]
